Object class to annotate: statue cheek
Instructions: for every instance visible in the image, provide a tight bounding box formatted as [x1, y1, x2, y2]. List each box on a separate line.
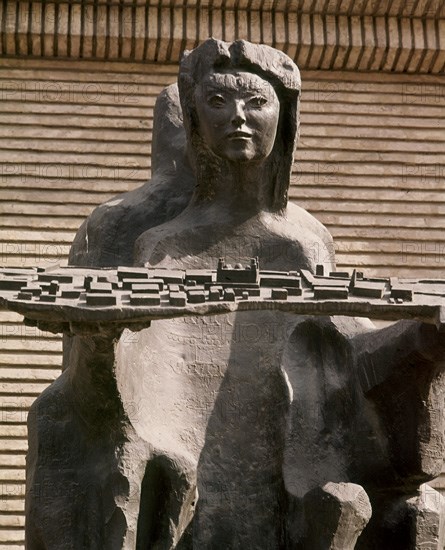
[250, 111, 276, 131]
[209, 113, 229, 130]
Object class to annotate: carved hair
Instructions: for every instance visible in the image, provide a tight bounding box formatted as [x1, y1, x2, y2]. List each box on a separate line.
[178, 38, 301, 211]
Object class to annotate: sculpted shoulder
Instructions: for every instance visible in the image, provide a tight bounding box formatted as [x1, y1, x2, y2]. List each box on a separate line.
[256, 204, 336, 271]
[135, 203, 335, 273]
[69, 168, 194, 267]
[285, 201, 334, 246]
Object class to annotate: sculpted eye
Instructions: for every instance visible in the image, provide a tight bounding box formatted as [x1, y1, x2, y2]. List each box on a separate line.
[208, 94, 226, 108]
[248, 96, 268, 108]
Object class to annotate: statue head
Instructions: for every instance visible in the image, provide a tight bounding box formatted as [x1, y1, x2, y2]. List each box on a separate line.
[178, 38, 301, 211]
[194, 70, 281, 164]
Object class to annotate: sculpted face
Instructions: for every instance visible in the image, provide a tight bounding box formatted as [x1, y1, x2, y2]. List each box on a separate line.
[194, 71, 280, 163]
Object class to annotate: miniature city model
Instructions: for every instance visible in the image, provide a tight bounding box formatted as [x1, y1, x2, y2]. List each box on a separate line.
[0, 258, 444, 334]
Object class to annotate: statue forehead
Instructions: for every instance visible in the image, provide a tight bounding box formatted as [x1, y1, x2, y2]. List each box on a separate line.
[198, 70, 276, 95]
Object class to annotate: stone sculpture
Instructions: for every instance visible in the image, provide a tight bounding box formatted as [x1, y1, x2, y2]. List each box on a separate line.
[25, 39, 445, 549]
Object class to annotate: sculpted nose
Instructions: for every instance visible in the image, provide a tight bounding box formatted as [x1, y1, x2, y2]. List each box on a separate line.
[231, 101, 246, 127]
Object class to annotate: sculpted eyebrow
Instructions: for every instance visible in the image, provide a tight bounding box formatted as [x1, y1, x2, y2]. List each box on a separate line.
[203, 84, 269, 98]
[203, 83, 237, 94]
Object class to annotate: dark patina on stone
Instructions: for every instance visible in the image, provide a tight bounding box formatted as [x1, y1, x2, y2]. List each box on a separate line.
[23, 39, 445, 550]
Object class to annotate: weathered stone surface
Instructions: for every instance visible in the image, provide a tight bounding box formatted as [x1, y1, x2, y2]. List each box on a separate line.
[303, 482, 372, 549]
[407, 486, 445, 550]
[358, 485, 445, 550]
[24, 38, 445, 549]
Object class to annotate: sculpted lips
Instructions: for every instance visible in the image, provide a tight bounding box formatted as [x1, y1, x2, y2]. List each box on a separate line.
[227, 130, 253, 139]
